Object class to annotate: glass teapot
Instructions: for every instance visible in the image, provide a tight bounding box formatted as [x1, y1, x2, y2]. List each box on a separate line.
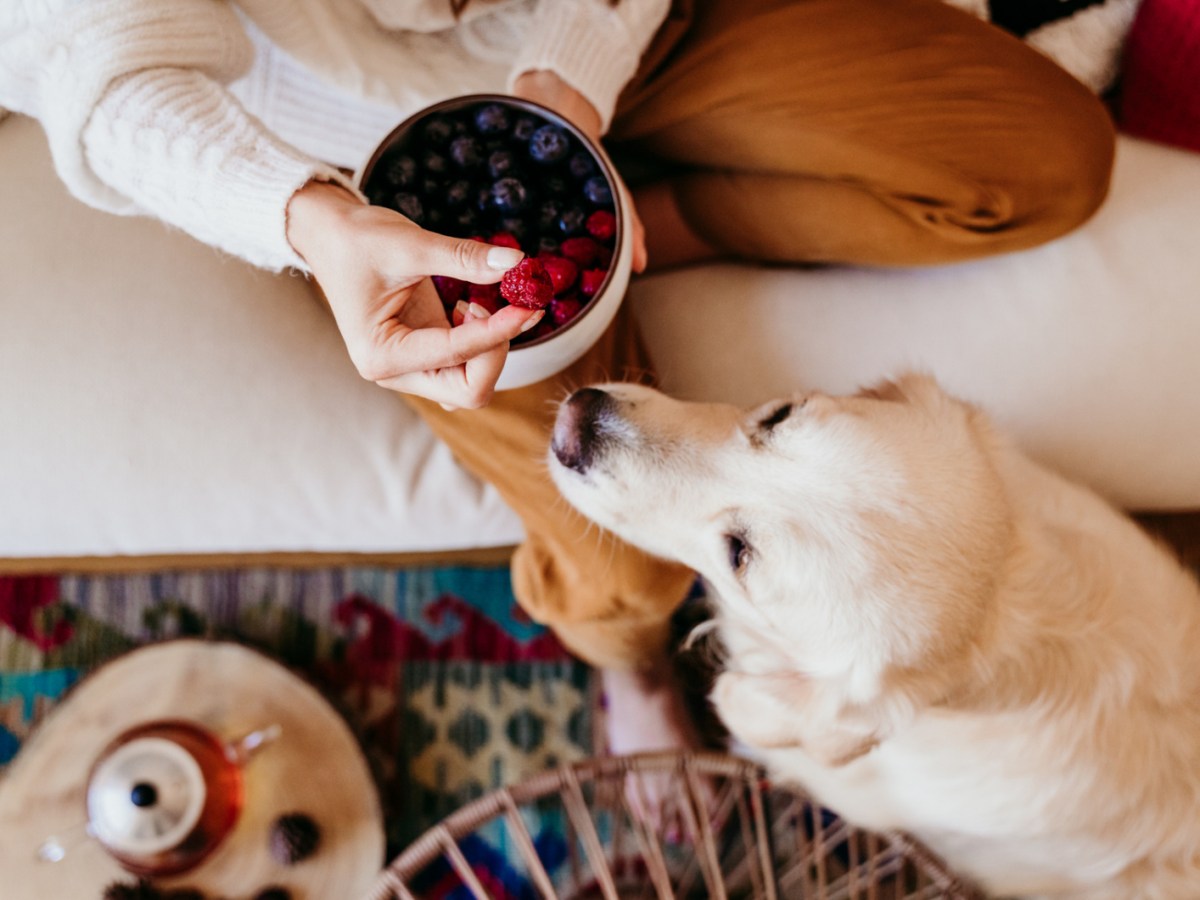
[40, 718, 278, 876]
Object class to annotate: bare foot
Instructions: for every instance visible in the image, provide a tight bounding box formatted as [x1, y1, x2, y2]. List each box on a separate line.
[602, 662, 714, 834]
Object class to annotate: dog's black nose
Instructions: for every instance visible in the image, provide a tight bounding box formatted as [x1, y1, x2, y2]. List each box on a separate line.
[552, 388, 612, 474]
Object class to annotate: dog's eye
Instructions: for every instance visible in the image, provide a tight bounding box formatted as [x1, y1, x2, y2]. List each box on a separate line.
[758, 403, 793, 431]
[725, 533, 751, 572]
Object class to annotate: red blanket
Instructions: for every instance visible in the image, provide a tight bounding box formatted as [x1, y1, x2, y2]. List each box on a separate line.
[1119, 0, 1200, 153]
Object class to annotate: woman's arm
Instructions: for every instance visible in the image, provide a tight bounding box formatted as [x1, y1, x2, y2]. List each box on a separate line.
[506, 0, 671, 135]
[3, 1, 541, 406]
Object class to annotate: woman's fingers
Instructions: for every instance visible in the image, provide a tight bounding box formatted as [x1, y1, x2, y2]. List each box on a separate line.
[366, 305, 543, 395]
[631, 210, 648, 273]
[397, 228, 525, 285]
[376, 336, 509, 410]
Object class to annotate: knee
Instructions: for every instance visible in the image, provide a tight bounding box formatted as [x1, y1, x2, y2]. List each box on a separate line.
[938, 99, 1115, 261]
[1034, 95, 1116, 239]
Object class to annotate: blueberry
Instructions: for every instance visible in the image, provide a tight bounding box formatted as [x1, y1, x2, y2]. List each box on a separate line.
[420, 176, 442, 197]
[474, 103, 510, 136]
[540, 175, 568, 197]
[422, 150, 449, 176]
[487, 149, 518, 180]
[392, 192, 425, 223]
[528, 125, 570, 165]
[449, 136, 483, 170]
[490, 177, 530, 214]
[421, 116, 455, 147]
[367, 186, 390, 207]
[512, 116, 538, 141]
[384, 154, 418, 188]
[426, 207, 448, 229]
[583, 176, 613, 207]
[538, 199, 564, 229]
[454, 207, 479, 232]
[568, 151, 596, 180]
[474, 186, 493, 212]
[498, 216, 529, 241]
[538, 236, 561, 255]
[557, 205, 586, 236]
[445, 179, 471, 209]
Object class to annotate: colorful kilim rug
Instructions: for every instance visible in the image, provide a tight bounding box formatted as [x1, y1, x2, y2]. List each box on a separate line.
[0, 565, 601, 864]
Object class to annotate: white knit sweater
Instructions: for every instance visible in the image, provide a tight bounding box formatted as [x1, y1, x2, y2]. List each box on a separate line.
[0, 0, 669, 272]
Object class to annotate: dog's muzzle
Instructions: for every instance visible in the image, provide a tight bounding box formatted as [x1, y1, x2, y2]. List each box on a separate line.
[551, 387, 614, 474]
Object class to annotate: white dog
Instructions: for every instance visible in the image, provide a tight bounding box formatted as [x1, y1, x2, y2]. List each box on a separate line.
[547, 375, 1200, 899]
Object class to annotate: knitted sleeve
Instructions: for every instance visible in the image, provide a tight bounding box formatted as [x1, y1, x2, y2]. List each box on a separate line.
[1, 0, 355, 272]
[506, 0, 671, 133]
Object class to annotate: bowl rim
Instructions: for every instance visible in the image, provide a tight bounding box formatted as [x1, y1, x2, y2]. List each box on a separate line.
[356, 93, 626, 352]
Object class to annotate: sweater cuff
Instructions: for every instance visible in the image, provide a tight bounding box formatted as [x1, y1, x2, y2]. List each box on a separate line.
[81, 67, 363, 274]
[507, 1, 666, 133]
[206, 140, 361, 274]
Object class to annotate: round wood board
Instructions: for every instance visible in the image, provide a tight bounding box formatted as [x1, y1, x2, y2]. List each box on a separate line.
[0, 640, 384, 899]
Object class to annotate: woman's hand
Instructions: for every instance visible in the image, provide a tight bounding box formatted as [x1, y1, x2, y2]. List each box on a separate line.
[511, 71, 648, 273]
[286, 181, 543, 409]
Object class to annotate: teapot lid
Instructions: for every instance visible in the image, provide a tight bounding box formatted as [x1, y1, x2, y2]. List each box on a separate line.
[86, 737, 206, 857]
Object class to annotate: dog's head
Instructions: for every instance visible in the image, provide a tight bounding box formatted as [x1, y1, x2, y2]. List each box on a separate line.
[549, 374, 1012, 685]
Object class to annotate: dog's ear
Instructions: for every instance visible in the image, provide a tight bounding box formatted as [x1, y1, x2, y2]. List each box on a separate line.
[859, 372, 943, 408]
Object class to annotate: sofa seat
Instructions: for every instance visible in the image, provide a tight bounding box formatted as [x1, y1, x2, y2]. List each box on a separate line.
[2, 115, 1198, 560]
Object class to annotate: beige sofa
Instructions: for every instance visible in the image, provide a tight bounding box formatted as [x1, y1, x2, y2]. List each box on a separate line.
[3, 113, 1199, 563]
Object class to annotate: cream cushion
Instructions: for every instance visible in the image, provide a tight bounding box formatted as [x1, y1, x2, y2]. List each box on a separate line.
[2, 115, 1198, 558]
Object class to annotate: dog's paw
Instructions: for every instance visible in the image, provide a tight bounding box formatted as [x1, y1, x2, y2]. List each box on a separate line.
[713, 671, 881, 767]
[711, 671, 804, 750]
[801, 730, 880, 768]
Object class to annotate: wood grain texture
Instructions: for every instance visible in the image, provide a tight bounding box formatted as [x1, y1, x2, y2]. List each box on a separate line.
[0, 641, 384, 899]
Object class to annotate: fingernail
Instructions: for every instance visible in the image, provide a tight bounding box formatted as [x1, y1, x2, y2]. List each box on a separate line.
[452, 300, 469, 326]
[467, 302, 491, 319]
[518, 309, 545, 333]
[486, 246, 524, 270]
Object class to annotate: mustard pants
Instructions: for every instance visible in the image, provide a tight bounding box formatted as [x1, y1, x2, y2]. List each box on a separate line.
[407, 0, 1115, 670]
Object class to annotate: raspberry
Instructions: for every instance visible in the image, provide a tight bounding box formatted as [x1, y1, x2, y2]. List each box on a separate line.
[431, 276, 466, 305]
[585, 210, 616, 242]
[560, 237, 602, 266]
[580, 268, 607, 297]
[500, 258, 554, 309]
[539, 256, 578, 295]
[488, 232, 521, 250]
[551, 297, 583, 326]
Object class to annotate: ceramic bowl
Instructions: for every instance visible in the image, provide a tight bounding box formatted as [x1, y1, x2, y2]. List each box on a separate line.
[357, 94, 631, 392]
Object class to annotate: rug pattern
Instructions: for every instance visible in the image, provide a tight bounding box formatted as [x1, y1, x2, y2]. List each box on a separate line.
[0, 566, 599, 867]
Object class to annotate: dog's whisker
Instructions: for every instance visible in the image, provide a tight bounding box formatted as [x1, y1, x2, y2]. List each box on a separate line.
[683, 619, 720, 651]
